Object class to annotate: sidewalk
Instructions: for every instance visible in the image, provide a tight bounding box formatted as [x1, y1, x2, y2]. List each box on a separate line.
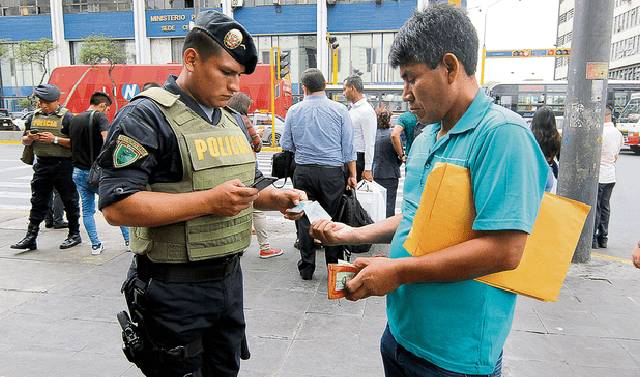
[0, 211, 639, 377]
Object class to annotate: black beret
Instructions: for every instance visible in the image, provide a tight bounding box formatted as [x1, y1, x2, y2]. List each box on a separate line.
[191, 10, 258, 75]
[34, 84, 61, 102]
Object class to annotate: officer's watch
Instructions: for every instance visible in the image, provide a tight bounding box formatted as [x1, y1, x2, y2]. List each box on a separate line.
[53, 136, 59, 144]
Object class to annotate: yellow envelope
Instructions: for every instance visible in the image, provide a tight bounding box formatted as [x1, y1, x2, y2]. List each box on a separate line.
[403, 163, 590, 302]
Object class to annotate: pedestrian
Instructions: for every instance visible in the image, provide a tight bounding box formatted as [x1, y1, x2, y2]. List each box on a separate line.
[68, 91, 129, 255]
[44, 189, 67, 228]
[593, 105, 624, 249]
[11, 84, 82, 251]
[98, 11, 305, 377]
[343, 75, 376, 182]
[530, 106, 561, 192]
[633, 241, 640, 268]
[310, 5, 547, 376]
[373, 107, 401, 218]
[391, 110, 426, 164]
[281, 68, 356, 280]
[228, 92, 284, 259]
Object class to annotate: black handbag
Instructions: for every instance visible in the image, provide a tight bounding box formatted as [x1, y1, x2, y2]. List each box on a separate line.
[271, 150, 295, 179]
[86, 111, 102, 189]
[337, 189, 374, 255]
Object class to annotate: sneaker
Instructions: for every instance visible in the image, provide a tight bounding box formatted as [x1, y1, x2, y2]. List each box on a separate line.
[91, 243, 104, 255]
[259, 248, 284, 259]
[125, 240, 131, 252]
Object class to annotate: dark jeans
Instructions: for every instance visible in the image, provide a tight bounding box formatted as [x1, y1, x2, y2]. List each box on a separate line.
[293, 164, 346, 277]
[381, 325, 502, 377]
[126, 258, 246, 377]
[29, 158, 80, 232]
[376, 178, 399, 218]
[356, 152, 365, 182]
[594, 182, 615, 242]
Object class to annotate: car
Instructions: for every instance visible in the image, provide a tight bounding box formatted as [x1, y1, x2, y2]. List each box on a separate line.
[250, 112, 285, 146]
[0, 109, 19, 131]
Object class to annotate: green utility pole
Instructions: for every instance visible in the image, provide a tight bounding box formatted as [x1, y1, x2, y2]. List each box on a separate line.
[557, 0, 614, 263]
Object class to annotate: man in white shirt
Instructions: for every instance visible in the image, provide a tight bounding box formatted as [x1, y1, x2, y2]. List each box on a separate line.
[343, 75, 377, 182]
[593, 106, 624, 249]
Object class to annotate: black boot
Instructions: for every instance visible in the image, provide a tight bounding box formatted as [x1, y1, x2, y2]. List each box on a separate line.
[11, 223, 39, 250]
[60, 232, 82, 249]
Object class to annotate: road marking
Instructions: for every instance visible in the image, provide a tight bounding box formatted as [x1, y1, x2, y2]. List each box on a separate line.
[592, 252, 633, 266]
[0, 165, 31, 173]
[0, 140, 21, 145]
[0, 182, 29, 188]
[0, 191, 31, 199]
[14, 175, 32, 180]
[0, 204, 30, 211]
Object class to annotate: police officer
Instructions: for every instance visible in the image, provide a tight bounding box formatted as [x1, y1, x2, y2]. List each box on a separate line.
[99, 11, 306, 377]
[11, 84, 81, 251]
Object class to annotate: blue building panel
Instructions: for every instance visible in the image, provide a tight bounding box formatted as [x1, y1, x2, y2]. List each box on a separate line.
[328, 0, 414, 32]
[64, 12, 135, 40]
[235, 5, 316, 35]
[1, 86, 33, 97]
[0, 15, 51, 41]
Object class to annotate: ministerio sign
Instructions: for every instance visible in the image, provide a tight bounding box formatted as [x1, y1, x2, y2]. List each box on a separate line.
[146, 9, 221, 38]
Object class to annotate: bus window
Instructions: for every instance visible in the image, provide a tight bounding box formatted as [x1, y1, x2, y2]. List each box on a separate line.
[619, 96, 640, 123]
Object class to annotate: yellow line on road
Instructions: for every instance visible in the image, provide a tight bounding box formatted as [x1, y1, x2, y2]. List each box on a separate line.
[261, 146, 282, 153]
[592, 252, 633, 266]
[0, 140, 21, 145]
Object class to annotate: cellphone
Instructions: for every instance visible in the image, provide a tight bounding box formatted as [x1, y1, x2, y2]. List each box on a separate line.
[29, 129, 39, 135]
[251, 176, 278, 191]
[286, 201, 308, 214]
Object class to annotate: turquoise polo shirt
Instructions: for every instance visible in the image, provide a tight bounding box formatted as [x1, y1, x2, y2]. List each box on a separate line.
[386, 89, 547, 375]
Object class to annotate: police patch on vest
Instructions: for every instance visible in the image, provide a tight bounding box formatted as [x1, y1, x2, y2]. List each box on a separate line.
[113, 135, 149, 168]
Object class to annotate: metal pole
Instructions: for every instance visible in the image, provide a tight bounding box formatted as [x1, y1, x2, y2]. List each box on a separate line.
[194, 0, 201, 19]
[480, 9, 488, 85]
[270, 47, 277, 148]
[557, 0, 614, 263]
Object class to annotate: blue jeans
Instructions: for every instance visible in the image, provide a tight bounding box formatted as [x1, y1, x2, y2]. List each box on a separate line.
[380, 325, 502, 377]
[72, 167, 129, 246]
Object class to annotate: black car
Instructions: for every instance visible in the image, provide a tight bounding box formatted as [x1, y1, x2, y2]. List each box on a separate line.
[0, 109, 18, 131]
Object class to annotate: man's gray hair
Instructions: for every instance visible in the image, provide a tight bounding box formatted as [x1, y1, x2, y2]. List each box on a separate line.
[227, 92, 253, 115]
[301, 68, 326, 93]
[344, 75, 364, 93]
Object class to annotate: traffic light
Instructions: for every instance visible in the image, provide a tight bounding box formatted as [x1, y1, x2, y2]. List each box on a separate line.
[328, 36, 339, 50]
[512, 49, 531, 57]
[554, 48, 571, 56]
[278, 50, 290, 79]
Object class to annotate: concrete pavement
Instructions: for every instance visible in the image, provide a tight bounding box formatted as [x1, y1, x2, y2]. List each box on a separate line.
[0, 209, 639, 377]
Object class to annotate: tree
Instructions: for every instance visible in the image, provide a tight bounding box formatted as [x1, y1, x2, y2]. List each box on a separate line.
[15, 39, 56, 86]
[0, 41, 8, 60]
[78, 35, 127, 112]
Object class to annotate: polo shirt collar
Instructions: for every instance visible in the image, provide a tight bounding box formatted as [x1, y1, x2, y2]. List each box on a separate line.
[304, 93, 326, 101]
[352, 97, 368, 108]
[448, 89, 492, 135]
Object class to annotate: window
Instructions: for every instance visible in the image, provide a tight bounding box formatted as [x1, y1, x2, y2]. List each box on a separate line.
[63, 0, 132, 13]
[0, 0, 50, 16]
[146, 0, 225, 9]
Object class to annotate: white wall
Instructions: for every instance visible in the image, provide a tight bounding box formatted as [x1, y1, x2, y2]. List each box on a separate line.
[150, 39, 173, 64]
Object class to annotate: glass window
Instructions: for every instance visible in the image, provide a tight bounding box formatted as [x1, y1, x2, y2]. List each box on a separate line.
[63, 0, 132, 13]
[146, 0, 229, 8]
[171, 38, 185, 63]
[335, 35, 351, 83]
[1, 0, 50, 16]
[351, 34, 373, 82]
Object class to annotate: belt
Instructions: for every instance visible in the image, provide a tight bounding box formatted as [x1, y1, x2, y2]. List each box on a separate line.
[136, 254, 240, 283]
[297, 163, 343, 169]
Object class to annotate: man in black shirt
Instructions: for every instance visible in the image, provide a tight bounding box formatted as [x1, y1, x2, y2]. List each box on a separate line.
[69, 92, 129, 255]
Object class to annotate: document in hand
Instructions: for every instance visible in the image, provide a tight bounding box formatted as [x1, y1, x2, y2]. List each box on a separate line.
[403, 163, 591, 302]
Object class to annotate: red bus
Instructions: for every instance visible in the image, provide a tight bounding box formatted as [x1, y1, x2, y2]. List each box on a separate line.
[48, 64, 292, 121]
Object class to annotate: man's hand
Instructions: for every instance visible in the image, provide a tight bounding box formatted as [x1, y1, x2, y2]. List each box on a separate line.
[362, 170, 373, 182]
[206, 179, 259, 217]
[37, 132, 55, 144]
[344, 257, 402, 301]
[276, 189, 308, 220]
[633, 243, 640, 269]
[347, 176, 357, 189]
[310, 220, 356, 246]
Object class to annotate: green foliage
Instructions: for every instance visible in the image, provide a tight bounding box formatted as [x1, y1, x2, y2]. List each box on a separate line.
[78, 35, 126, 66]
[18, 97, 34, 110]
[15, 39, 55, 67]
[0, 40, 8, 60]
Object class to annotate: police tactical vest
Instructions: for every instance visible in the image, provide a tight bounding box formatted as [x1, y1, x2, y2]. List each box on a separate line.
[130, 87, 256, 263]
[31, 107, 71, 158]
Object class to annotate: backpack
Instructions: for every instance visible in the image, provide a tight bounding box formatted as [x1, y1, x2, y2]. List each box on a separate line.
[337, 189, 374, 256]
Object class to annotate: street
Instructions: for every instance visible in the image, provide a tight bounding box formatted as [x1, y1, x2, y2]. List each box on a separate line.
[0, 142, 639, 377]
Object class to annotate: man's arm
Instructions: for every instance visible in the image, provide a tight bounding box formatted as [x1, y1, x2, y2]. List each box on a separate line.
[340, 107, 357, 187]
[280, 110, 295, 152]
[311, 214, 402, 246]
[390, 125, 406, 161]
[361, 108, 377, 181]
[22, 114, 37, 145]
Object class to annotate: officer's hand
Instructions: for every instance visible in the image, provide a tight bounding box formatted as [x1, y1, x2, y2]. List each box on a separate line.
[362, 170, 374, 182]
[344, 257, 402, 301]
[310, 220, 355, 246]
[37, 132, 55, 144]
[278, 189, 307, 221]
[207, 179, 259, 217]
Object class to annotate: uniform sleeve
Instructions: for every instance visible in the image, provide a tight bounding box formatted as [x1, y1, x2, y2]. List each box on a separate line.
[97, 100, 164, 210]
[97, 112, 110, 132]
[23, 113, 33, 134]
[60, 112, 73, 136]
[469, 124, 547, 233]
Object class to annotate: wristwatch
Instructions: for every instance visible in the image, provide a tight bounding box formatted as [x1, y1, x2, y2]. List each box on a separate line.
[53, 136, 59, 144]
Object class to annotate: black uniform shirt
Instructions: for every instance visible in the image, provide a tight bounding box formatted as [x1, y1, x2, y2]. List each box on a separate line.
[98, 75, 262, 210]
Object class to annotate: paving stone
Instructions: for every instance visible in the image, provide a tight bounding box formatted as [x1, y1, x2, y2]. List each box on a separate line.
[240, 335, 290, 375]
[552, 334, 638, 369]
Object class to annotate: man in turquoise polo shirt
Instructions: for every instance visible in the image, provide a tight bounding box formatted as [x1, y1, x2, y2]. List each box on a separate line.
[310, 4, 548, 377]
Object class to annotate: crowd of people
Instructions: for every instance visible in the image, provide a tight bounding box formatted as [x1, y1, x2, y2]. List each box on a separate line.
[8, 4, 638, 377]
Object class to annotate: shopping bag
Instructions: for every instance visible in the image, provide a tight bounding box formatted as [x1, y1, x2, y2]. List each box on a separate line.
[355, 180, 387, 223]
[403, 162, 590, 302]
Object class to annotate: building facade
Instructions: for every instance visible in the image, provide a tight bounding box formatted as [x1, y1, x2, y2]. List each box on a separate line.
[555, 0, 640, 81]
[0, 0, 424, 110]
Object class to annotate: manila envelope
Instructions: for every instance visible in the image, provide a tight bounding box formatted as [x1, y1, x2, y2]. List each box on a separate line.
[403, 163, 590, 302]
